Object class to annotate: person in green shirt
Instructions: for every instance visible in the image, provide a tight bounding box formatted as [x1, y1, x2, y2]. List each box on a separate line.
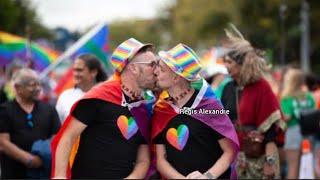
[280, 68, 316, 179]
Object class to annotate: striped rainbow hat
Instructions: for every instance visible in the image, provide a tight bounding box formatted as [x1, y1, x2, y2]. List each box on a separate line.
[111, 38, 153, 73]
[158, 44, 202, 81]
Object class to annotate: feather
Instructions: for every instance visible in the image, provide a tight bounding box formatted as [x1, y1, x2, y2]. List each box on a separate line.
[224, 23, 253, 55]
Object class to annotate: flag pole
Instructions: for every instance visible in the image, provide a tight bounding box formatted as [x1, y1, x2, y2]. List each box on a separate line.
[25, 25, 33, 68]
[39, 23, 106, 79]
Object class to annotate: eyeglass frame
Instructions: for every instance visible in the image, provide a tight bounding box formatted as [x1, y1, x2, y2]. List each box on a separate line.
[131, 61, 158, 68]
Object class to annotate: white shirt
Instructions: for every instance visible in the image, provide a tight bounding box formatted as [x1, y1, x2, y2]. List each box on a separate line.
[55, 87, 85, 123]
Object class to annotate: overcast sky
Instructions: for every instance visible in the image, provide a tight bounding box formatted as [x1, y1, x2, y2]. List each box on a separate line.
[30, 0, 172, 31]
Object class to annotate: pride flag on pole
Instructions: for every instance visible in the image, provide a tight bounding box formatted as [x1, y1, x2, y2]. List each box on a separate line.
[0, 31, 59, 71]
[43, 23, 110, 96]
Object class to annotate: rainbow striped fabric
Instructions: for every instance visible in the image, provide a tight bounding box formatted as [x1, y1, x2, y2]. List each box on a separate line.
[158, 43, 202, 81]
[71, 25, 110, 71]
[0, 31, 59, 71]
[199, 47, 228, 78]
[54, 25, 110, 96]
[111, 38, 152, 73]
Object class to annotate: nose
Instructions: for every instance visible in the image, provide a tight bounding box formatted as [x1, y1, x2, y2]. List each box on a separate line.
[154, 66, 159, 76]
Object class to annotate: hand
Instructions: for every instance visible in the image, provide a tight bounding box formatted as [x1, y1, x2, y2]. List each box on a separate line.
[283, 115, 291, 122]
[186, 171, 207, 179]
[28, 155, 43, 168]
[263, 163, 275, 179]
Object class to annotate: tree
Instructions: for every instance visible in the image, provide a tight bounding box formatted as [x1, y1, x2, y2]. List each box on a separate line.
[158, 0, 320, 73]
[0, 0, 52, 40]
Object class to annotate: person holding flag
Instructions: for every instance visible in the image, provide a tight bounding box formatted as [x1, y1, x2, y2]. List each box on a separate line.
[51, 38, 158, 179]
[152, 43, 239, 179]
[55, 53, 107, 123]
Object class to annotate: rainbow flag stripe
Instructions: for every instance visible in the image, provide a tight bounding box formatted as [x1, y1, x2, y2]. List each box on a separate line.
[70, 26, 110, 71]
[0, 31, 59, 71]
[54, 25, 110, 96]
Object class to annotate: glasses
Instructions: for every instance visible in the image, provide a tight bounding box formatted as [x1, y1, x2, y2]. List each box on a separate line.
[132, 61, 158, 68]
[26, 113, 34, 128]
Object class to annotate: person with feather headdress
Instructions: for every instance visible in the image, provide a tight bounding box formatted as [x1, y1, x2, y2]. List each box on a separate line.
[222, 24, 286, 179]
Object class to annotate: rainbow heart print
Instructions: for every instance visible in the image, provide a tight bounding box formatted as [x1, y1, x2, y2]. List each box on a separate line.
[117, 115, 139, 140]
[166, 124, 189, 151]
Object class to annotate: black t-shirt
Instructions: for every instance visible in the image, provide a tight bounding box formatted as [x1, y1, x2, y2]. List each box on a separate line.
[154, 90, 231, 178]
[71, 97, 146, 179]
[221, 80, 238, 122]
[0, 87, 8, 105]
[0, 100, 61, 179]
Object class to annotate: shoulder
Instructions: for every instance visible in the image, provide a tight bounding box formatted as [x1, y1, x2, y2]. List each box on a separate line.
[37, 101, 56, 112]
[59, 88, 82, 98]
[0, 101, 10, 113]
[0, 100, 15, 111]
[223, 80, 237, 92]
[249, 78, 273, 93]
[306, 92, 315, 100]
[73, 98, 114, 113]
[252, 78, 270, 88]
[280, 96, 293, 104]
[225, 79, 236, 88]
[58, 88, 74, 100]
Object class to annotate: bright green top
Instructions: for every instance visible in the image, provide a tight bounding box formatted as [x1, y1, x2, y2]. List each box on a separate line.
[280, 92, 315, 127]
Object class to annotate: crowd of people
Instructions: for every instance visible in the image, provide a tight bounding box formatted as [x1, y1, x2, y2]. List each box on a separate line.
[0, 25, 320, 179]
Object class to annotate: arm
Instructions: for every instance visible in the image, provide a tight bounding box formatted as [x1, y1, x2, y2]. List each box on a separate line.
[156, 144, 185, 179]
[53, 117, 87, 178]
[0, 133, 42, 168]
[125, 144, 150, 179]
[205, 138, 235, 178]
[263, 125, 279, 177]
[280, 98, 292, 122]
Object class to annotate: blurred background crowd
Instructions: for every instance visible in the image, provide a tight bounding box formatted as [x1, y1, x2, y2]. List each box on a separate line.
[1, 0, 320, 179]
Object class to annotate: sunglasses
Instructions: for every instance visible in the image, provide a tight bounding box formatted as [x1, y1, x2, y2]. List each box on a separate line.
[26, 113, 34, 128]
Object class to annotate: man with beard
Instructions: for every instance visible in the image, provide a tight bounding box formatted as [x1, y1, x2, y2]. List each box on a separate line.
[152, 44, 239, 179]
[51, 38, 158, 179]
[0, 68, 61, 179]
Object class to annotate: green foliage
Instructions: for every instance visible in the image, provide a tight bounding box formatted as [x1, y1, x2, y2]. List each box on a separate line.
[2, 0, 320, 72]
[109, 19, 163, 51]
[0, 0, 52, 39]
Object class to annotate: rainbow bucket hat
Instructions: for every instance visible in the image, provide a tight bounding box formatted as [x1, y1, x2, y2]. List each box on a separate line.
[158, 43, 202, 81]
[111, 38, 153, 73]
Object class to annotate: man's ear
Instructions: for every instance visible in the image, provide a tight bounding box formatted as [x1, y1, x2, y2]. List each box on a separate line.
[173, 74, 181, 83]
[128, 63, 139, 75]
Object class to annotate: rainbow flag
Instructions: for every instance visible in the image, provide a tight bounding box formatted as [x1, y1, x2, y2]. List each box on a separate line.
[199, 47, 228, 78]
[54, 67, 74, 96]
[70, 25, 110, 70]
[0, 31, 59, 71]
[53, 25, 110, 96]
